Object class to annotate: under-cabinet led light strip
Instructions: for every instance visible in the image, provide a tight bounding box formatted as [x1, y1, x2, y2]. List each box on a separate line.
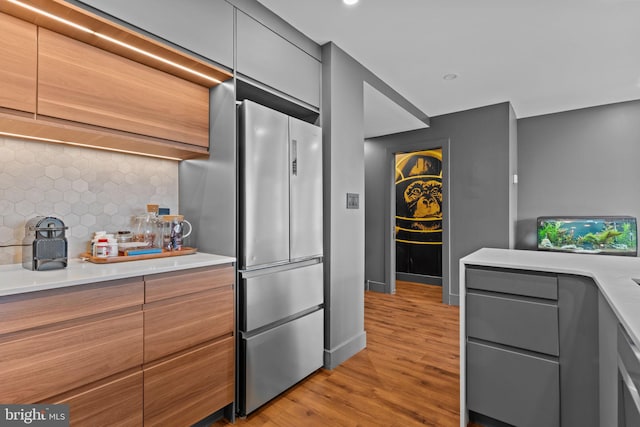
[7, 0, 222, 84]
[0, 132, 183, 161]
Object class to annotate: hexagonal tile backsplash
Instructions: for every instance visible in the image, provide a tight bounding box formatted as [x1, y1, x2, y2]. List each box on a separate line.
[0, 136, 178, 265]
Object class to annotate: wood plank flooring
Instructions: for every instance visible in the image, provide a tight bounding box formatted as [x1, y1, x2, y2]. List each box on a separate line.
[212, 281, 461, 426]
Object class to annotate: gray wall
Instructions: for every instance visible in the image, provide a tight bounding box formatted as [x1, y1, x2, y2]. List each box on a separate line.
[365, 102, 516, 304]
[321, 42, 429, 368]
[179, 81, 236, 257]
[517, 99, 640, 250]
[321, 43, 367, 369]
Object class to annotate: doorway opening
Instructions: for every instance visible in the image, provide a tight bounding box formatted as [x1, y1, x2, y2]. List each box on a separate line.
[381, 138, 450, 303]
[395, 149, 443, 286]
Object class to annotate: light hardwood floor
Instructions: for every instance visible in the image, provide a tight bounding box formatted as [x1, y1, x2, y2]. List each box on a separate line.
[212, 281, 461, 426]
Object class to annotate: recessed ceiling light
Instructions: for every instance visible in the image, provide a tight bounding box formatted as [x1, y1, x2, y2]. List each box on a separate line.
[343, 0, 359, 5]
[443, 73, 459, 80]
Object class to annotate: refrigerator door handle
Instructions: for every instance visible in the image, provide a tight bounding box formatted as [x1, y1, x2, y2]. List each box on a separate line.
[291, 139, 298, 176]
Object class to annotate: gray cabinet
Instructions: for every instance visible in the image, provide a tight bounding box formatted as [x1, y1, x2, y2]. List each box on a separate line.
[600, 294, 621, 426]
[465, 267, 599, 427]
[466, 267, 560, 427]
[466, 292, 559, 355]
[77, 0, 234, 69]
[236, 11, 321, 108]
[467, 341, 559, 427]
[618, 325, 640, 427]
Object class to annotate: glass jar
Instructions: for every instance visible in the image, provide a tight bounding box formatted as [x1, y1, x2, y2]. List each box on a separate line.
[133, 213, 159, 248]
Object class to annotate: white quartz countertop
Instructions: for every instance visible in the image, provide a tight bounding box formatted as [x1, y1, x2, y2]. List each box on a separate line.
[460, 247, 640, 347]
[0, 252, 236, 297]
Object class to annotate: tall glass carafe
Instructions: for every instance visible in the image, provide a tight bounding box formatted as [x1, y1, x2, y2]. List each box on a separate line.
[159, 215, 192, 251]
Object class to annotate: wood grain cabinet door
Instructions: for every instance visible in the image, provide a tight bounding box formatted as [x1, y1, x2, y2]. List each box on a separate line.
[51, 370, 143, 427]
[144, 286, 233, 362]
[0, 311, 143, 404]
[0, 277, 143, 335]
[144, 264, 234, 303]
[144, 336, 234, 427]
[0, 13, 37, 113]
[37, 28, 210, 148]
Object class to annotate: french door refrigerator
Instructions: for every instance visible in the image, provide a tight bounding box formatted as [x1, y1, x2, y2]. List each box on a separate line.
[238, 100, 324, 415]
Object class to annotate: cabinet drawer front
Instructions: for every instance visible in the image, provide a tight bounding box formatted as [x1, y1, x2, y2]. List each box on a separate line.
[466, 267, 558, 300]
[38, 29, 209, 147]
[0, 311, 143, 403]
[467, 341, 559, 427]
[53, 371, 143, 427]
[145, 264, 234, 303]
[467, 292, 559, 355]
[0, 13, 37, 113]
[0, 278, 143, 335]
[619, 324, 640, 393]
[144, 336, 234, 427]
[144, 287, 234, 362]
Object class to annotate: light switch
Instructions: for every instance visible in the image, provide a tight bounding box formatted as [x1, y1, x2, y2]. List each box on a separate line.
[346, 193, 359, 209]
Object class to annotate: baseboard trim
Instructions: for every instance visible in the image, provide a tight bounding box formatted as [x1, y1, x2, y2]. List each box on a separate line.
[396, 272, 442, 286]
[366, 280, 388, 293]
[323, 331, 367, 370]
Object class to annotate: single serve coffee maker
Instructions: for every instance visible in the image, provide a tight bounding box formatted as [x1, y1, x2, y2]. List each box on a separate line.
[22, 216, 68, 271]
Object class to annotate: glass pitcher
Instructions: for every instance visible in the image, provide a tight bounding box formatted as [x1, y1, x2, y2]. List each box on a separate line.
[159, 215, 192, 251]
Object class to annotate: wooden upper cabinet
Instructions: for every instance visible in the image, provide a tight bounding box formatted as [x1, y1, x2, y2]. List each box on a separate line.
[37, 28, 210, 148]
[0, 13, 37, 113]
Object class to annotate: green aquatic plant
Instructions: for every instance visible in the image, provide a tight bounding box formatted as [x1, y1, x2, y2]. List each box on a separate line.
[538, 221, 567, 246]
[613, 222, 636, 248]
[581, 229, 623, 246]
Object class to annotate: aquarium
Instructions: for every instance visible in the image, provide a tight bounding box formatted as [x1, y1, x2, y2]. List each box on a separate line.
[537, 216, 637, 256]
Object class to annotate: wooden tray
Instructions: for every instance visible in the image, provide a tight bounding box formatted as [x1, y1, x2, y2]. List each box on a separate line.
[80, 247, 197, 263]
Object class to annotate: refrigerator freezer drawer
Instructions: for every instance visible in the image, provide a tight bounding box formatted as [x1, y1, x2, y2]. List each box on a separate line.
[242, 308, 324, 414]
[241, 261, 323, 332]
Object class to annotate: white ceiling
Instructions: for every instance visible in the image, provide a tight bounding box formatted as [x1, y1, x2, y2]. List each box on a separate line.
[258, 0, 640, 123]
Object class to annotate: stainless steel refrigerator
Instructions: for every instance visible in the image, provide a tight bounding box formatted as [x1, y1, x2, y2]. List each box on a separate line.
[238, 100, 324, 415]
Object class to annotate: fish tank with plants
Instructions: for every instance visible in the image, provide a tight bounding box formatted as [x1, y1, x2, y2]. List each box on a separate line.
[537, 216, 637, 256]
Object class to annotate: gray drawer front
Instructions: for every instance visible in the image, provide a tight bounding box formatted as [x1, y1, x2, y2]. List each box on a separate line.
[466, 267, 558, 300]
[619, 325, 640, 393]
[467, 341, 560, 427]
[620, 372, 640, 427]
[467, 292, 559, 355]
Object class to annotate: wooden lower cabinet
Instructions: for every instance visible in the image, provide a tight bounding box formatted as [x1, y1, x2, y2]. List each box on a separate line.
[0, 310, 143, 404]
[144, 287, 234, 363]
[144, 336, 235, 426]
[52, 371, 143, 427]
[144, 264, 235, 303]
[1, 264, 235, 426]
[142, 264, 235, 426]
